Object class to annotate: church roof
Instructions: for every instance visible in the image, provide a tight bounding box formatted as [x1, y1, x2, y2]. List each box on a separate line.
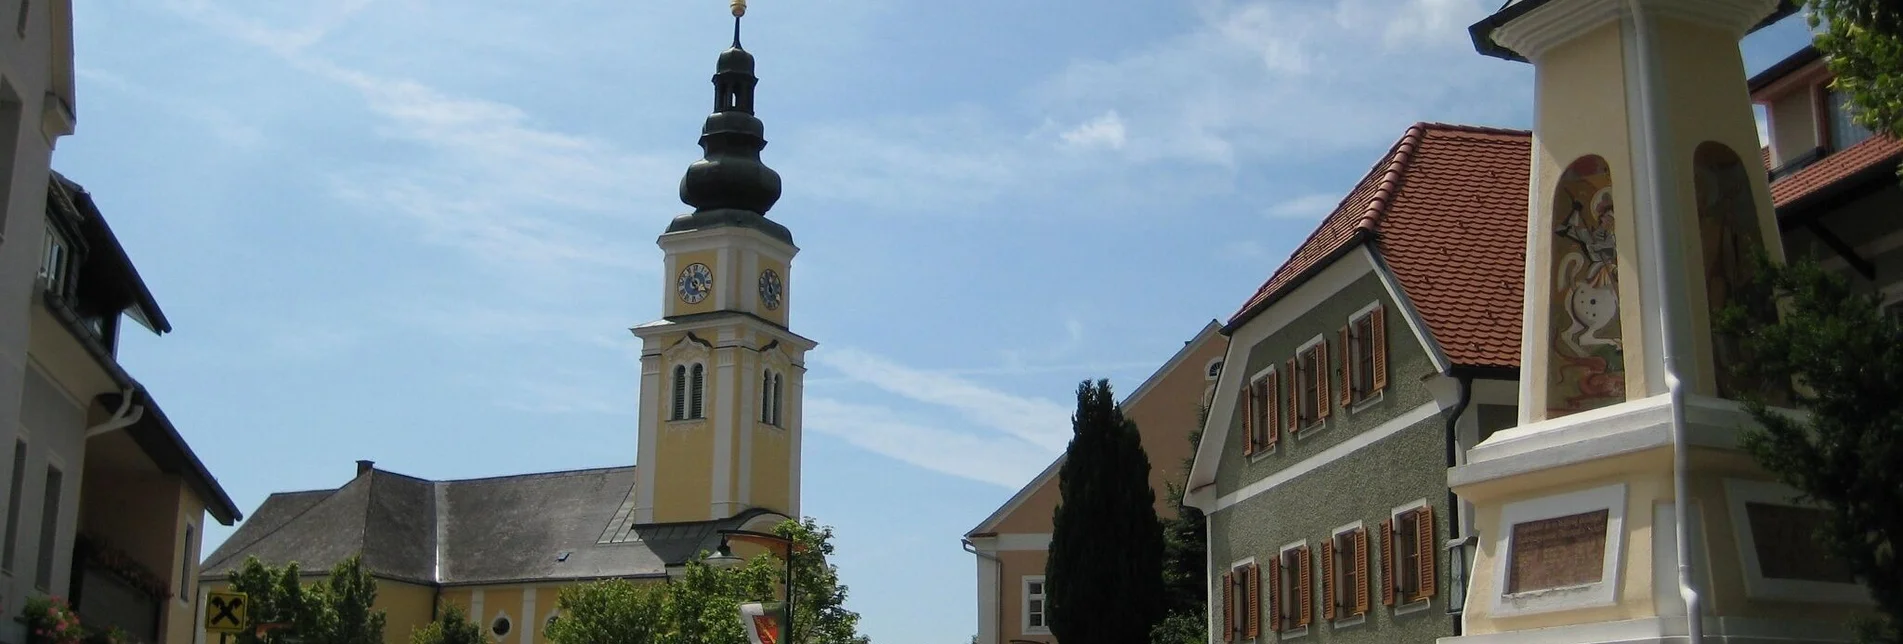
[1225, 122, 1532, 372]
[201, 465, 776, 586]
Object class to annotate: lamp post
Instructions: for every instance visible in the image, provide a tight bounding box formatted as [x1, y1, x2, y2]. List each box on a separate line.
[705, 529, 800, 642]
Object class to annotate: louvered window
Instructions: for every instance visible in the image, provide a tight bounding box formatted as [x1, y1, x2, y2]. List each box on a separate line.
[690, 364, 706, 419]
[671, 365, 688, 420]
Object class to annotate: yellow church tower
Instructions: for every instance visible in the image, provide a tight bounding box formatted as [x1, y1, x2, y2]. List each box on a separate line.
[632, 1, 815, 526]
[1449, 1, 1875, 642]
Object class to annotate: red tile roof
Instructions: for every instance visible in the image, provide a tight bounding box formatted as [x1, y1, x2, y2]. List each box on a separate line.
[1227, 123, 1531, 370]
[1769, 134, 1903, 208]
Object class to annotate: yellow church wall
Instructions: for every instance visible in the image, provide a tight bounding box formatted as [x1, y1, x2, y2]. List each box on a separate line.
[1525, 18, 1650, 422]
[670, 250, 721, 316]
[1456, 448, 1672, 633]
[376, 580, 437, 644]
[654, 419, 716, 521]
[748, 424, 792, 514]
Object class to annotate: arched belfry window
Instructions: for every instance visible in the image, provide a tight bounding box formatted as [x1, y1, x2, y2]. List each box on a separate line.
[771, 373, 784, 426]
[671, 365, 688, 421]
[761, 369, 774, 423]
[690, 364, 706, 419]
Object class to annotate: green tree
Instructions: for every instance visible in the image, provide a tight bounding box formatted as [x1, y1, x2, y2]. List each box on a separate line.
[223, 555, 385, 644]
[1807, 0, 1903, 178]
[1046, 379, 1166, 644]
[409, 603, 485, 644]
[544, 580, 668, 644]
[776, 519, 871, 644]
[1717, 256, 1902, 643]
[1153, 405, 1210, 644]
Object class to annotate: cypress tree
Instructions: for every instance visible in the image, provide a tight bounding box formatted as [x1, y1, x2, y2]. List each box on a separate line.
[1047, 378, 1166, 643]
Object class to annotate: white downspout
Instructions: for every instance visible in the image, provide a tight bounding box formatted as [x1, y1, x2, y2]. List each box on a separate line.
[85, 387, 143, 438]
[1626, 2, 1704, 640]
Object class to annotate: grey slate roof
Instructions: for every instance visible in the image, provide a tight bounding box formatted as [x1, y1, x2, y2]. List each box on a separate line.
[202, 466, 782, 586]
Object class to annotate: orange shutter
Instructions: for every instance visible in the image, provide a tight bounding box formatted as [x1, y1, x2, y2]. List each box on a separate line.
[1298, 547, 1313, 627]
[1241, 384, 1255, 456]
[1265, 373, 1280, 448]
[1221, 571, 1234, 642]
[1268, 557, 1282, 633]
[1285, 357, 1299, 431]
[1314, 344, 1331, 420]
[1245, 563, 1261, 639]
[1417, 506, 1437, 600]
[1338, 326, 1353, 407]
[1371, 304, 1389, 391]
[1381, 518, 1396, 606]
[1354, 527, 1371, 615]
[1322, 540, 1337, 621]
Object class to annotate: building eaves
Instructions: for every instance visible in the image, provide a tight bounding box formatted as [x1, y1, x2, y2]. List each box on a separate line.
[98, 389, 244, 525]
[1470, 0, 1799, 63]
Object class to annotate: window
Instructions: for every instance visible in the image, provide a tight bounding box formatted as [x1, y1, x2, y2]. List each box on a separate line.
[671, 365, 687, 420]
[179, 523, 196, 600]
[771, 373, 782, 426]
[1325, 524, 1370, 623]
[1288, 338, 1330, 431]
[1827, 88, 1874, 152]
[671, 363, 706, 421]
[1219, 561, 1259, 641]
[1382, 503, 1437, 608]
[1341, 304, 1387, 407]
[1272, 543, 1312, 633]
[39, 226, 72, 297]
[1023, 576, 1048, 634]
[1206, 359, 1224, 380]
[2, 440, 23, 573]
[760, 369, 785, 426]
[1241, 369, 1277, 457]
[35, 464, 61, 590]
[491, 615, 511, 637]
[689, 364, 705, 419]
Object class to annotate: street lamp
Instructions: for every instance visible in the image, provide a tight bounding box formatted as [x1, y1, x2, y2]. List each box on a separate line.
[707, 529, 801, 642]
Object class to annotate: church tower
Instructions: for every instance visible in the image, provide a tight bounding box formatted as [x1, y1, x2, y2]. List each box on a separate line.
[632, 1, 815, 525]
[1446, 1, 1875, 642]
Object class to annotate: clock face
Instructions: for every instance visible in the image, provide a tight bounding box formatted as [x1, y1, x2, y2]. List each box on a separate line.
[677, 263, 713, 304]
[758, 269, 783, 310]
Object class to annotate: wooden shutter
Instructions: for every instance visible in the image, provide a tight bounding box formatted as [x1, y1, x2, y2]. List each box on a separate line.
[1221, 571, 1234, 642]
[1268, 557, 1282, 633]
[1314, 344, 1331, 420]
[1245, 564, 1261, 639]
[1322, 540, 1337, 621]
[1354, 527, 1371, 615]
[1264, 372, 1280, 448]
[1241, 384, 1255, 456]
[1338, 326, 1353, 407]
[1285, 357, 1299, 431]
[1380, 518, 1396, 606]
[1371, 304, 1389, 391]
[1416, 506, 1437, 600]
[1298, 547, 1313, 627]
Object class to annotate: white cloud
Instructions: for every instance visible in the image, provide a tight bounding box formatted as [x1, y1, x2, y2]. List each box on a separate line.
[803, 398, 1053, 488]
[1060, 111, 1128, 150]
[814, 348, 1075, 453]
[1266, 193, 1343, 220]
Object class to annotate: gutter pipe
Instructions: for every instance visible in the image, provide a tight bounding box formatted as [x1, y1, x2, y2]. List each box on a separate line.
[962, 538, 1004, 644]
[1442, 374, 1473, 634]
[1627, 2, 1704, 639]
[86, 386, 144, 438]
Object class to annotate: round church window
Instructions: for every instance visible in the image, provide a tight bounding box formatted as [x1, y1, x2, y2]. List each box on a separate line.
[491, 616, 512, 637]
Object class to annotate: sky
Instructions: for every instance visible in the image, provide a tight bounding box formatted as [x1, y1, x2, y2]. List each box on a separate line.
[58, 1, 1813, 642]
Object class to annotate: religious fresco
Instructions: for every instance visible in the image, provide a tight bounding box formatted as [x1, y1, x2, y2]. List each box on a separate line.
[1547, 155, 1627, 418]
[1694, 141, 1781, 401]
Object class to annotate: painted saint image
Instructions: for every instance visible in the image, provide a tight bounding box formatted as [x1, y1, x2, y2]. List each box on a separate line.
[1548, 155, 1627, 417]
[1695, 141, 1783, 402]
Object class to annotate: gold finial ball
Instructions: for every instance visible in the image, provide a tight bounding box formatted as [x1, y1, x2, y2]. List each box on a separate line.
[731, 0, 747, 17]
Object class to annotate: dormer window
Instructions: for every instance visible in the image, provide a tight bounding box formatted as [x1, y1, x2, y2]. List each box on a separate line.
[1825, 88, 1874, 153]
[38, 226, 72, 297]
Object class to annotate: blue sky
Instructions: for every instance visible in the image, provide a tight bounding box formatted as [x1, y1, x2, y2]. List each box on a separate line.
[59, 1, 1812, 642]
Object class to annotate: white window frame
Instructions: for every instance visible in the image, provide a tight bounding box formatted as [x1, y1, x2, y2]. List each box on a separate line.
[1389, 499, 1434, 615]
[34, 453, 65, 592]
[1293, 334, 1328, 438]
[490, 610, 513, 641]
[1489, 483, 1626, 618]
[1276, 540, 1310, 638]
[2, 430, 28, 577]
[1206, 358, 1225, 381]
[177, 520, 197, 604]
[1722, 478, 1873, 605]
[1329, 521, 1367, 629]
[1227, 556, 1256, 642]
[1344, 301, 1385, 412]
[1022, 575, 1050, 635]
[1247, 365, 1278, 461]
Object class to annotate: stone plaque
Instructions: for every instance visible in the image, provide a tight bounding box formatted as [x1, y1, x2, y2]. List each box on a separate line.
[1507, 509, 1609, 593]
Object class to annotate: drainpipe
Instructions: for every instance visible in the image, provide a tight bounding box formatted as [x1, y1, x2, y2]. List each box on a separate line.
[1441, 374, 1472, 634]
[1627, 2, 1704, 639]
[962, 539, 1004, 644]
[85, 387, 144, 438]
